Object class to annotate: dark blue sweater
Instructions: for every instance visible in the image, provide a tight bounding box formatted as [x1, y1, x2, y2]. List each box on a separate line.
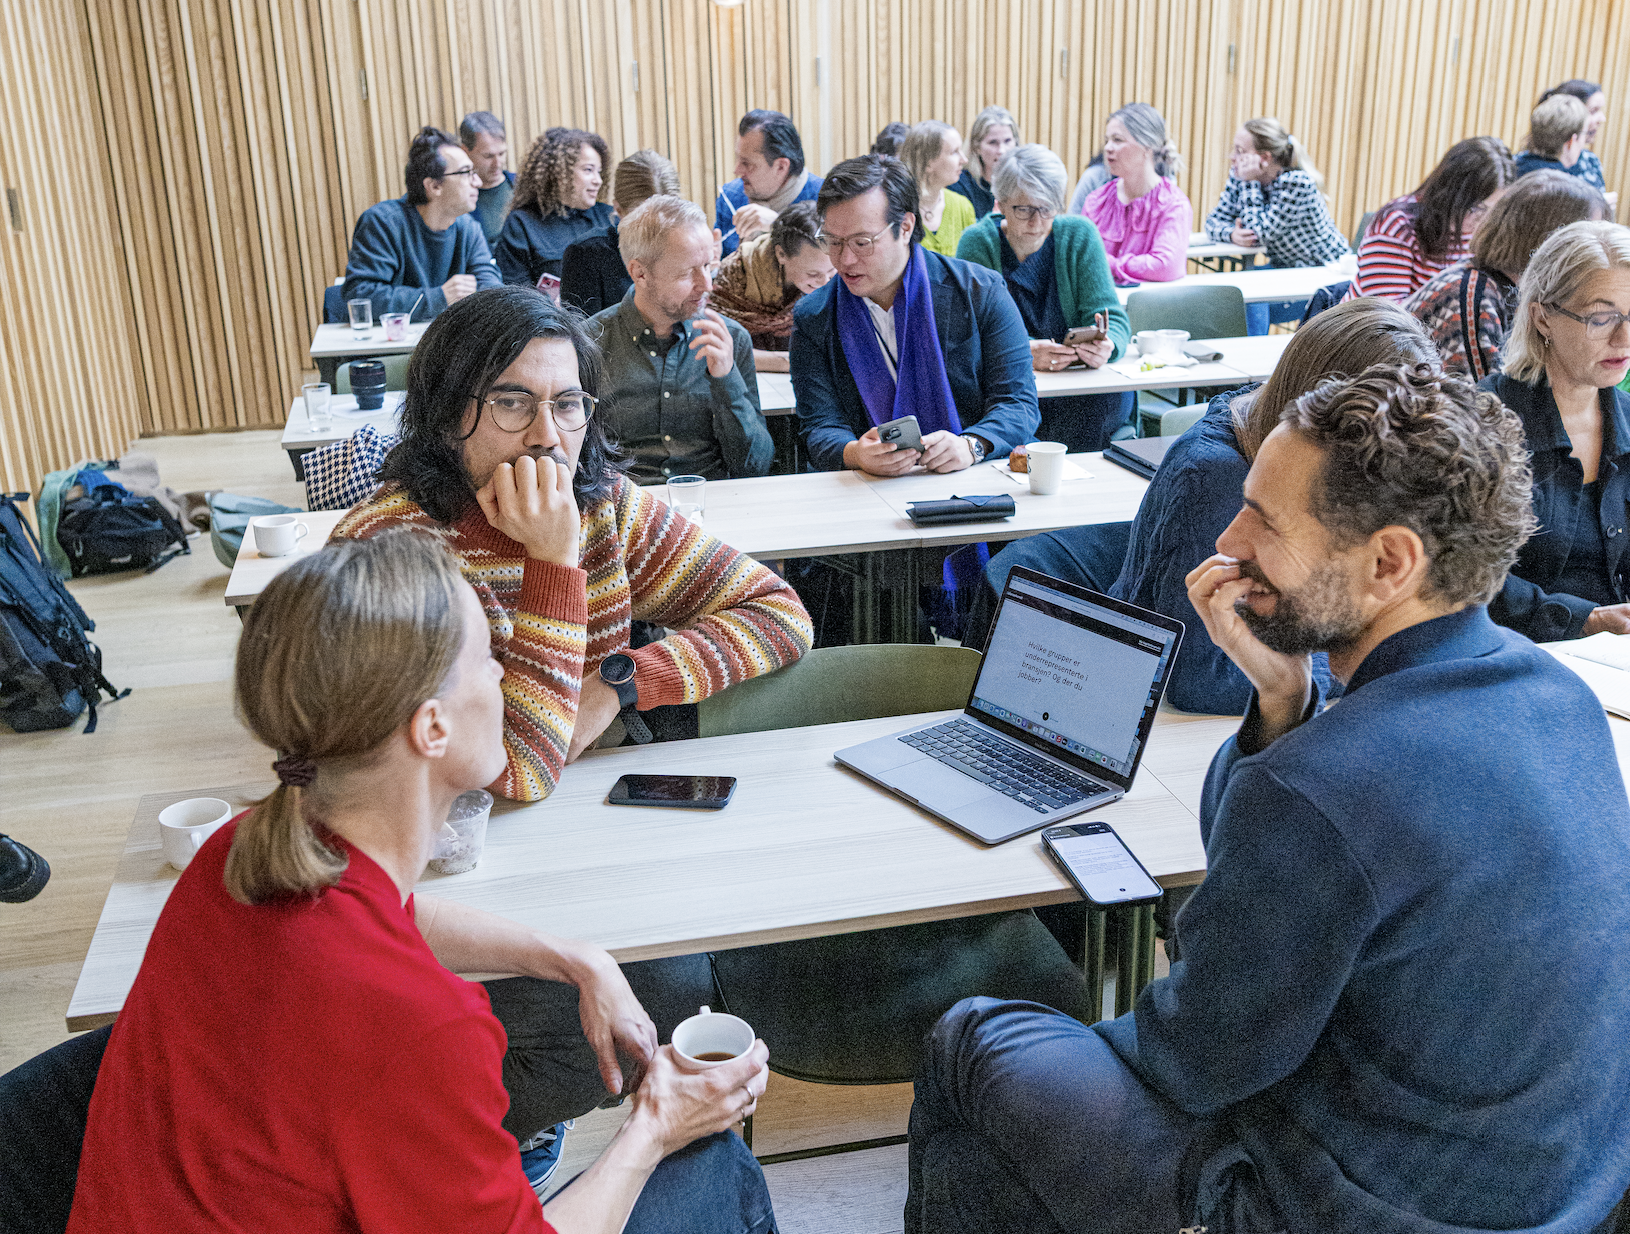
[1480, 372, 1630, 642]
[1098, 607, 1630, 1232]
[341, 197, 500, 321]
[789, 249, 1040, 471]
[495, 202, 615, 286]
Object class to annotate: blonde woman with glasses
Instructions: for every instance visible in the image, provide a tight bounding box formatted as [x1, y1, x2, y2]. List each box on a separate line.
[1480, 220, 1630, 643]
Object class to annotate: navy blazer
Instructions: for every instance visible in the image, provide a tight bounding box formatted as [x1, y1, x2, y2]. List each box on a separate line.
[1098, 607, 1630, 1232]
[789, 249, 1041, 471]
[1479, 372, 1630, 641]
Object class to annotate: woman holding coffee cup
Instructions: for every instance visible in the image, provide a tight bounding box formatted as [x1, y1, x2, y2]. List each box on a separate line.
[69, 531, 774, 1234]
[957, 143, 1134, 451]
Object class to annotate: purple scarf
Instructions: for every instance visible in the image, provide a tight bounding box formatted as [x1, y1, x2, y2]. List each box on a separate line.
[835, 245, 964, 435]
[835, 245, 986, 639]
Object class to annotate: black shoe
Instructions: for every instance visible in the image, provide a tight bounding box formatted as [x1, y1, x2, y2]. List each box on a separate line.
[0, 835, 50, 903]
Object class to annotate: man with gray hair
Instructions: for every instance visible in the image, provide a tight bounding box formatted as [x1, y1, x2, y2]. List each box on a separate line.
[589, 195, 771, 483]
[460, 111, 514, 245]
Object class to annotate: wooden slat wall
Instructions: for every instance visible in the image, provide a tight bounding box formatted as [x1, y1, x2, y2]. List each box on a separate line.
[4, 0, 1630, 493]
[0, 0, 144, 496]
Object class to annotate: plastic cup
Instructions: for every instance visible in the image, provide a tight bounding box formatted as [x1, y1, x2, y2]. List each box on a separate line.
[302, 382, 332, 432]
[672, 1006, 756, 1066]
[429, 789, 492, 875]
[382, 312, 409, 342]
[667, 475, 706, 525]
[158, 797, 233, 871]
[1026, 441, 1068, 495]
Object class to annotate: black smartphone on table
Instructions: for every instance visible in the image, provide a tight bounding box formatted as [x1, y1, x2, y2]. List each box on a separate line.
[877, 414, 925, 453]
[607, 774, 738, 810]
[1042, 822, 1163, 906]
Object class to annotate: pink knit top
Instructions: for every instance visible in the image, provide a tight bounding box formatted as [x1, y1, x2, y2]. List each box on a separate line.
[1081, 177, 1193, 283]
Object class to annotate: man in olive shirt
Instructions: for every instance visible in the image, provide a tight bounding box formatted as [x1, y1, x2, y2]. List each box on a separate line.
[589, 195, 772, 483]
[460, 111, 515, 245]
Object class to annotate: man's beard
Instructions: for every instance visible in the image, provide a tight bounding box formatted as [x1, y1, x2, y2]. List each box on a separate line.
[1233, 559, 1366, 657]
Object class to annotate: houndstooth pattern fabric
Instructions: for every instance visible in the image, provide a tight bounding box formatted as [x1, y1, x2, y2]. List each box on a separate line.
[1203, 169, 1350, 269]
[304, 423, 400, 512]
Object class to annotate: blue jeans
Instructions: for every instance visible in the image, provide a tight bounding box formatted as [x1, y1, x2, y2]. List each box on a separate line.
[905, 997, 1223, 1234]
[1245, 299, 1309, 335]
[553, 1131, 777, 1234]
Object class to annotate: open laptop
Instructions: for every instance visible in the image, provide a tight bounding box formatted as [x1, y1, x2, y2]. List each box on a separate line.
[835, 567, 1184, 845]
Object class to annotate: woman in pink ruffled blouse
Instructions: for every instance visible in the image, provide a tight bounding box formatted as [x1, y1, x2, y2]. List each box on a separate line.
[1079, 103, 1192, 283]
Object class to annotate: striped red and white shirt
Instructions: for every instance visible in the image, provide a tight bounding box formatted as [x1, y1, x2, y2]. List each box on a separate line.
[1345, 195, 1468, 303]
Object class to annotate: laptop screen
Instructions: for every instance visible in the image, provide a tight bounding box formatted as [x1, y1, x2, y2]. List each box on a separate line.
[967, 571, 1182, 788]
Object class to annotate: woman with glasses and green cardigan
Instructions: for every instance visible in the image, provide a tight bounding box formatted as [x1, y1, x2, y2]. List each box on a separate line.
[957, 144, 1131, 451]
[1479, 220, 1630, 643]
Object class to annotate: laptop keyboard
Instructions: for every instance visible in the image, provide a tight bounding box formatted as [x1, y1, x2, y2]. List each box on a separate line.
[899, 719, 1109, 813]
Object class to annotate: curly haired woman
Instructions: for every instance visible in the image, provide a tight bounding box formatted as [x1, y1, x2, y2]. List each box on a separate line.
[495, 127, 614, 289]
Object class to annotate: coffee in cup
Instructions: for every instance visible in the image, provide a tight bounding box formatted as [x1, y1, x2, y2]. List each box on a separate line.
[672, 1006, 755, 1066]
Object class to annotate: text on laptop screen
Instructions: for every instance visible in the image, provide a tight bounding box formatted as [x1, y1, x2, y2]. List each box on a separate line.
[970, 580, 1177, 777]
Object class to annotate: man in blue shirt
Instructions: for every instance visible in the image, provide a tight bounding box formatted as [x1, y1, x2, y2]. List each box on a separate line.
[907, 365, 1630, 1234]
[342, 126, 501, 322]
[715, 110, 822, 257]
[460, 110, 516, 246]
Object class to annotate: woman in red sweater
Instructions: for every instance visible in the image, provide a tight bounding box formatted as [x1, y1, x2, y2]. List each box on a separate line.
[68, 531, 774, 1234]
[1348, 136, 1517, 301]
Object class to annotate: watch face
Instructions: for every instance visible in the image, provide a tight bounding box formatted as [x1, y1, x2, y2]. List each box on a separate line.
[601, 653, 636, 685]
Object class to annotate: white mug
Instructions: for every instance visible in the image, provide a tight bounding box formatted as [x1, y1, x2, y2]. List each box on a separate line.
[252, 515, 309, 558]
[672, 1006, 756, 1067]
[1026, 441, 1068, 496]
[158, 797, 233, 871]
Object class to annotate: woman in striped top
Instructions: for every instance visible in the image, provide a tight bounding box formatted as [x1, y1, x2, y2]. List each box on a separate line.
[1348, 137, 1516, 302]
[1405, 171, 1608, 380]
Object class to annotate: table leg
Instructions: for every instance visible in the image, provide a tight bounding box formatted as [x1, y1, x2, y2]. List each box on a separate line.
[1082, 907, 1108, 1024]
[286, 446, 313, 481]
[851, 551, 926, 645]
[316, 357, 339, 387]
[1113, 902, 1157, 1018]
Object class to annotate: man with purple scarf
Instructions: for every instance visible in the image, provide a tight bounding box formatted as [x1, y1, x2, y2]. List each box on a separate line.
[790, 155, 1038, 475]
[788, 155, 1039, 643]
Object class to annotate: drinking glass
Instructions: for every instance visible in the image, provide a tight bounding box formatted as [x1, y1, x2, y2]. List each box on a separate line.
[302, 382, 332, 432]
[347, 298, 373, 336]
[667, 475, 706, 525]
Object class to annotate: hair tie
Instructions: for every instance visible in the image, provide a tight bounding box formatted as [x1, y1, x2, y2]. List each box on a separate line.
[273, 756, 318, 789]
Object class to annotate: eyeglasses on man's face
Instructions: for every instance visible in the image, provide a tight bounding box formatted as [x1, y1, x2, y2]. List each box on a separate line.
[438, 165, 480, 181]
[815, 225, 894, 256]
[1547, 303, 1630, 340]
[477, 388, 598, 433]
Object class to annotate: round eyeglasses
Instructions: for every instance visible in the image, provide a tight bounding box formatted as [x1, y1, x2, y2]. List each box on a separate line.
[477, 389, 598, 433]
[815, 225, 893, 256]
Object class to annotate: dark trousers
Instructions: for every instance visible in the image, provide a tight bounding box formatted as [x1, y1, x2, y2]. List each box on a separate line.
[961, 522, 1132, 651]
[554, 1130, 778, 1234]
[906, 997, 1224, 1234]
[484, 953, 716, 1140]
[1037, 391, 1135, 453]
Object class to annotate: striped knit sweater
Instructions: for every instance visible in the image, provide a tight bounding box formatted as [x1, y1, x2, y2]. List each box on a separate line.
[333, 476, 812, 802]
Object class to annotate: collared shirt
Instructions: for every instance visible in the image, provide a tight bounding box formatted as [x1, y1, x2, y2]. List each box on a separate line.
[588, 288, 772, 484]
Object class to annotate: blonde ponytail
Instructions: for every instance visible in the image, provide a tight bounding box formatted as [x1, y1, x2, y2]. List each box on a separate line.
[224, 782, 347, 906]
[1246, 117, 1324, 191]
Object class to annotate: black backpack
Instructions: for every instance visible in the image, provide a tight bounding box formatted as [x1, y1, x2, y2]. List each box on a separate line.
[55, 467, 189, 577]
[0, 493, 128, 732]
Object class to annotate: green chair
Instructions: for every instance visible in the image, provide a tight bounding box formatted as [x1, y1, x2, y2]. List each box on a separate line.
[1159, 406, 1206, 437]
[699, 645, 1096, 1164]
[1351, 209, 1376, 252]
[1125, 284, 1249, 338]
[334, 354, 411, 394]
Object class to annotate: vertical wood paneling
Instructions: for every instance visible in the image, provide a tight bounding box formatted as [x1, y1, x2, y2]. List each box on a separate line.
[7, 0, 1630, 493]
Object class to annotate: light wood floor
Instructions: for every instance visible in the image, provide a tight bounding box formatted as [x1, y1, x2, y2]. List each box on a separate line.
[0, 428, 1158, 1232]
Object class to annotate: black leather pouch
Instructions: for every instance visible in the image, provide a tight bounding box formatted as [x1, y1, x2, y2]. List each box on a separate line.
[905, 494, 1017, 526]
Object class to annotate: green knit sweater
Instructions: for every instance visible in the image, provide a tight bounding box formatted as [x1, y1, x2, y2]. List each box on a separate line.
[957, 213, 1130, 361]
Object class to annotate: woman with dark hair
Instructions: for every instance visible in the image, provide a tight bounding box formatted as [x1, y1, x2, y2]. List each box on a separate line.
[1348, 137, 1517, 302]
[495, 128, 614, 287]
[1406, 171, 1608, 379]
[709, 200, 833, 371]
[870, 121, 910, 157]
[67, 529, 779, 1233]
[1538, 78, 1612, 200]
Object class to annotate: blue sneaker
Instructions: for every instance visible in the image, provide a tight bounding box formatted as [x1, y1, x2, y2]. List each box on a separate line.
[518, 1120, 572, 1196]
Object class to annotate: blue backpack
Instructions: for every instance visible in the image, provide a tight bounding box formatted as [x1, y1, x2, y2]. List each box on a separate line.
[0, 493, 128, 732]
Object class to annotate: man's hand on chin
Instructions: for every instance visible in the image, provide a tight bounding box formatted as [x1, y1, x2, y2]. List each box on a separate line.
[568, 674, 627, 763]
[1186, 553, 1313, 745]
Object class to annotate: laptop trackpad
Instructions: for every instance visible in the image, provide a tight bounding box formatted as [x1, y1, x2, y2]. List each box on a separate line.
[888, 760, 990, 811]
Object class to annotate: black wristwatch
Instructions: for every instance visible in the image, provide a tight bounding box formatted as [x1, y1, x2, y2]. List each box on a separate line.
[599, 653, 652, 745]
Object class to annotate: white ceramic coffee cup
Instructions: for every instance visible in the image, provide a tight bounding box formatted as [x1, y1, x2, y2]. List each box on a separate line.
[252, 514, 309, 558]
[1027, 441, 1068, 495]
[1151, 329, 1189, 361]
[158, 797, 233, 871]
[672, 1006, 756, 1067]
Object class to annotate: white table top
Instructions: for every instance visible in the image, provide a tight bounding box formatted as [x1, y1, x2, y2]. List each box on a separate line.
[1118, 261, 1350, 305]
[309, 321, 428, 358]
[223, 511, 345, 607]
[67, 707, 1232, 1030]
[1186, 231, 1264, 261]
[756, 371, 795, 415]
[1199, 334, 1294, 382]
[279, 394, 402, 450]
